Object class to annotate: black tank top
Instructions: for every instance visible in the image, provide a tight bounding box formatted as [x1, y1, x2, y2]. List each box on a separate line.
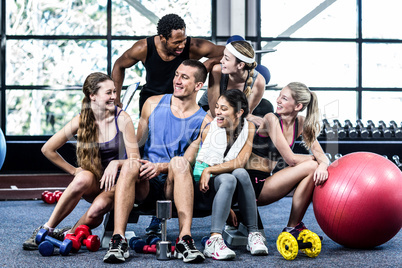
[141, 36, 191, 97]
[252, 113, 299, 161]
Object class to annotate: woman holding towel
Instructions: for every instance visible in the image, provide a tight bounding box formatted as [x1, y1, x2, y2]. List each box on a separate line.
[186, 89, 268, 260]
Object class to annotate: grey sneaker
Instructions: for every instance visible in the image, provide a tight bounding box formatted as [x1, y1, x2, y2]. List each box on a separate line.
[103, 234, 129, 263]
[51, 226, 72, 241]
[23, 225, 47, 250]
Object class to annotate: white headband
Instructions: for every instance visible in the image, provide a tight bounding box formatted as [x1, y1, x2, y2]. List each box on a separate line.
[225, 43, 255, 64]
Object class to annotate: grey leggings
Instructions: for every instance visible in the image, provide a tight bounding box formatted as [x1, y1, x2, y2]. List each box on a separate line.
[210, 168, 259, 234]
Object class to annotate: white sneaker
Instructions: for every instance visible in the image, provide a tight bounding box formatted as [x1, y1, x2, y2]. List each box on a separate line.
[247, 232, 268, 255]
[203, 235, 236, 260]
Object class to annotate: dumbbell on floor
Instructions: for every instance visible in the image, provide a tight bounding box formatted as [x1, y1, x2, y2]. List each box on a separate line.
[129, 237, 146, 253]
[82, 235, 100, 252]
[36, 229, 72, 256]
[38, 241, 55, 256]
[146, 235, 161, 246]
[129, 235, 161, 253]
[142, 244, 176, 254]
[201, 236, 209, 247]
[41, 191, 63, 204]
[155, 200, 173, 261]
[65, 225, 100, 252]
[41, 191, 56, 204]
[277, 230, 321, 260]
[54, 191, 63, 202]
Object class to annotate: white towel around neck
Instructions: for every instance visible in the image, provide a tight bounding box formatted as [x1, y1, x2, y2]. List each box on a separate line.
[196, 118, 249, 166]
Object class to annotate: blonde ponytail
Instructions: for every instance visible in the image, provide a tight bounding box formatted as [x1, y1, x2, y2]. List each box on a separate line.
[230, 41, 256, 98]
[302, 91, 321, 149]
[287, 82, 321, 149]
[243, 62, 257, 98]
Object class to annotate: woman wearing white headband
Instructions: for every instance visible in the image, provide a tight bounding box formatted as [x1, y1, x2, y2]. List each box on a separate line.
[198, 40, 267, 126]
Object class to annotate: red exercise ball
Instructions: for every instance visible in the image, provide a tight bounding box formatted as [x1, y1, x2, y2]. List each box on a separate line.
[313, 152, 402, 248]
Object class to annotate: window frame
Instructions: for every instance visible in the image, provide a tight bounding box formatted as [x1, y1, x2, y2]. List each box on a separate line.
[256, 0, 402, 122]
[0, 0, 216, 140]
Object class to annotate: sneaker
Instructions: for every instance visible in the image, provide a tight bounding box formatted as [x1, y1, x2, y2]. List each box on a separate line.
[283, 222, 308, 238]
[283, 222, 323, 241]
[51, 226, 72, 241]
[103, 234, 129, 263]
[174, 235, 205, 263]
[145, 216, 162, 235]
[247, 232, 268, 255]
[23, 225, 47, 250]
[203, 235, 236, 260]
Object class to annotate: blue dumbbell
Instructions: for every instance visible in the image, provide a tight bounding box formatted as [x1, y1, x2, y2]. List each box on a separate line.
[38, 241, 54, 256]
[146, 235, 161, 246]
[129, 236, 141, 249]
[201, 236, 209, 247]
[129, 237, 146, 253]
[35, 229, 73, 256]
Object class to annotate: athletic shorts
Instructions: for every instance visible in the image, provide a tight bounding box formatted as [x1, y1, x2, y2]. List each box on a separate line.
[140, 173, 167, 210]
[246, 169, 270, 199]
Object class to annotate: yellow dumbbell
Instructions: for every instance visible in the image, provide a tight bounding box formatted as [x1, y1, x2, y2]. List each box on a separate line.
[276, 230, 321, 260]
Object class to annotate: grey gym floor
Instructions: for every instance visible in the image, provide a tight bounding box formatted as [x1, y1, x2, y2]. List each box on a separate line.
[1, 197, 400, 267]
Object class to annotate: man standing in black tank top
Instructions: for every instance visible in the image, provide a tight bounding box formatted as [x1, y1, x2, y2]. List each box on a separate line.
[112, 13, 224, 113]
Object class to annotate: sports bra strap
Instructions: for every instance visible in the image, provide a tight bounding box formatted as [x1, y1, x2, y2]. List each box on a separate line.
[115, 107, 123, 132]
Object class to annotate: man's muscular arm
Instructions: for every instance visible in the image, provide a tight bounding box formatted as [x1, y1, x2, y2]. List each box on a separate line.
[189, 38, 224, 72]
[112, 38, 147, 107]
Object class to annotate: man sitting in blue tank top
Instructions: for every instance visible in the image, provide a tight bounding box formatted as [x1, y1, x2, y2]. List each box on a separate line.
[103, 59, 211, 264]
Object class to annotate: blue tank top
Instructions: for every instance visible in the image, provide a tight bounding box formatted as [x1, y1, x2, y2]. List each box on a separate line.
[143, 94, 207, 163]
[98, 108, 126, 169]
[252, 113, 299, 161]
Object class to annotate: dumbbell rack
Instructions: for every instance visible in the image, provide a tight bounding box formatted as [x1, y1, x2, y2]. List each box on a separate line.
[290, 120, 402, 166]
[316, 119, 402, 161]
